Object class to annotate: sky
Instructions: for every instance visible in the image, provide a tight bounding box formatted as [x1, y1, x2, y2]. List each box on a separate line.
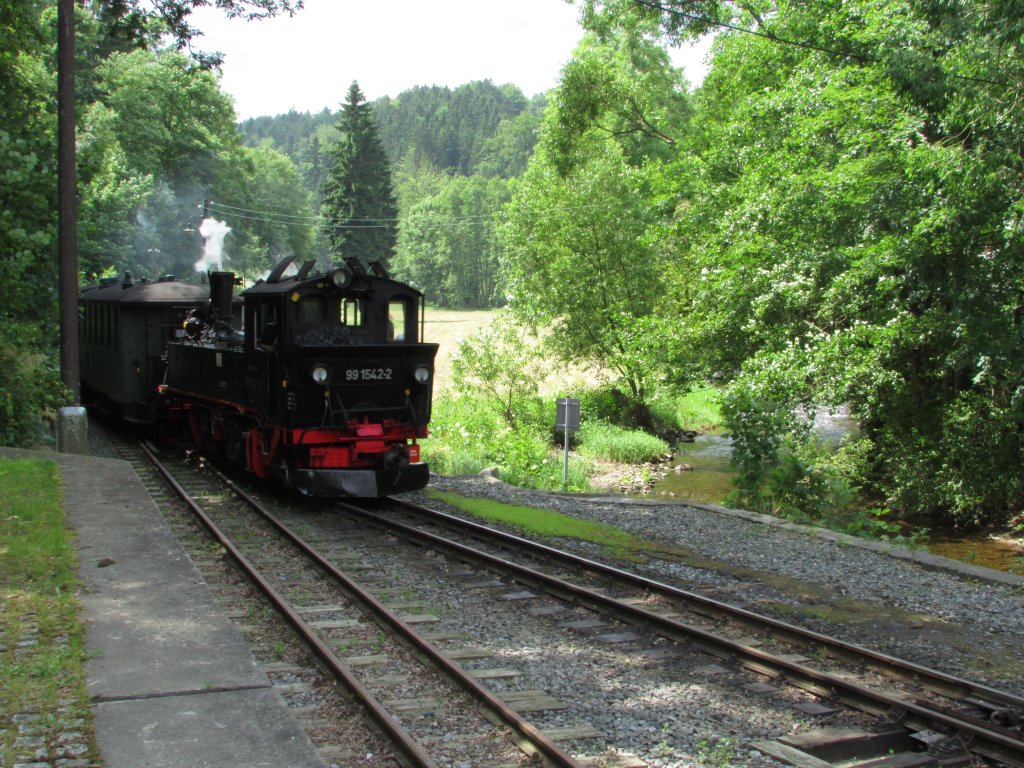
[189, 0, 712, 120]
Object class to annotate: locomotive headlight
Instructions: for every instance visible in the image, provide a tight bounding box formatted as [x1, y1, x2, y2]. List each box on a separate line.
[311, 365, 330, 385]
[413, 365, 431, 384]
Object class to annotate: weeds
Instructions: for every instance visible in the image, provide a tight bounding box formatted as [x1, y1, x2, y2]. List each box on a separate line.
[577, 420, 668, 464]
[696, 736, 736, 768]
[426, 490, 665, 560]
[651, 386, 722, 431]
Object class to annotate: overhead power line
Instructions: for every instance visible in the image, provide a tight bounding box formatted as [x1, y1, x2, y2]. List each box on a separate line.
[204, 199, 608, 229]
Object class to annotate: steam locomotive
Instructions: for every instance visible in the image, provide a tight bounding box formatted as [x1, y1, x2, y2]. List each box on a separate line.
[79, 256, 438, 496]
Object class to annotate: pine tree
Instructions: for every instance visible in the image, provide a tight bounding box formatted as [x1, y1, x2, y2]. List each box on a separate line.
[321, 81, 398, 267]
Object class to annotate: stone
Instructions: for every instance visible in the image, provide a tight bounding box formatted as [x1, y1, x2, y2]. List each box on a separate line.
[57, 407, 89, 455]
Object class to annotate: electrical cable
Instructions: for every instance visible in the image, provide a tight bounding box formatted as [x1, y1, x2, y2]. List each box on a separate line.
[203, 199, 607, 229]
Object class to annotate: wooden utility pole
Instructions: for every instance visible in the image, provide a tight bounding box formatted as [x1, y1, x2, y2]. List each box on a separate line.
[58, 0, 79, 403]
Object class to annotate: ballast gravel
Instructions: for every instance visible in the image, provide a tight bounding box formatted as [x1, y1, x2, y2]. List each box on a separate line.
[412, 473, 1024, 702]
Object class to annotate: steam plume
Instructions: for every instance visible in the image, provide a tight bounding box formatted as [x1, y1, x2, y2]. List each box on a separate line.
[195, 218, 231, 272]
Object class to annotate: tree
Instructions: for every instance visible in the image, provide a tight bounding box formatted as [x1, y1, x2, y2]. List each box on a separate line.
[473, 110, 542, 179]
[0, 1, 310, 447]
[93, 48, 238, 184]
[320, 81, 398, 267]
[605, 0, 1024, 524]
[504, 140, 670, 426]
[78, 48, 239, 279]
[546, 25, 691, 175]
[1, 1, 60, 319]
[0, 1, 67, 444]
[501, 27, 691, 425]
[220, 145, 313, 282]
[394, 174, 510, 308]
[372, 81, 532, 176]
[90, 0, 303, 67]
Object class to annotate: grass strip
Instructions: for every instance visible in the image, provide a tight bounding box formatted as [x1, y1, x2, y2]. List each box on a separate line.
[0, 457, 96, 765]
[427, 488, 665, 560]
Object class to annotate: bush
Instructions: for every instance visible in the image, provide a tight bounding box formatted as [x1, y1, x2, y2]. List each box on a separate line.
[722, 390, 860, 522]
[648, 386, 722, 432]
[422, 393, 593, 490]
[0, 324, 66, 448]
[421, 395, 499, 475]
[577, 385, 635, 425]
[449, 311, 548, 428]
[866, 390, 1024, 529]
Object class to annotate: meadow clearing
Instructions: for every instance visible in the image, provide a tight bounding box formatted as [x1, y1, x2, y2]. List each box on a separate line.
[422, 308, 599, 396]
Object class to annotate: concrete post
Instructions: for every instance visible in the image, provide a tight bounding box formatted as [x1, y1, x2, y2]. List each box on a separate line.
[58, 406, 88, 455]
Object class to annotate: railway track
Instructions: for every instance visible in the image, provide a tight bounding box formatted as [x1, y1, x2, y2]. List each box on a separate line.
[336, 497, 1024, 768]
[105, 426, 1024, 767]
[132, 440, 584, 767]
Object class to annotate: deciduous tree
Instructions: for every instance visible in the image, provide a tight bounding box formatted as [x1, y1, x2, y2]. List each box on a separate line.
[394, 174, 509, 308]
[609, 0, 1024, 524]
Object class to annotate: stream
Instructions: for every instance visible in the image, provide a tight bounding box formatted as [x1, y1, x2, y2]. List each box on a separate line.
[641, 412, 1023, 574]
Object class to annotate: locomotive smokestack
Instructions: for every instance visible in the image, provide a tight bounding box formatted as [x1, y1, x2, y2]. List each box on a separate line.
[208, 271, 235, 322]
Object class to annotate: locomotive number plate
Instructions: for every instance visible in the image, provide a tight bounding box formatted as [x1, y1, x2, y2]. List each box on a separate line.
[345, 367, 393, 382]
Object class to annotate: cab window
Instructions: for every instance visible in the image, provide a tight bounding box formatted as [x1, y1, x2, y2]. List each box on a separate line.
[388, 299, 408, 341]
[254, 304, 279, 351]
[341, 298, 364, 326]
[299, 294, 326, 322]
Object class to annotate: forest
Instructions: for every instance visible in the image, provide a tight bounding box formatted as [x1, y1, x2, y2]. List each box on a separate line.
[2, 0, 1023, 533]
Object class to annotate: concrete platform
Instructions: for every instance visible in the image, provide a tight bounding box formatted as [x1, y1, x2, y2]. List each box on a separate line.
[2, 448, 328, 768]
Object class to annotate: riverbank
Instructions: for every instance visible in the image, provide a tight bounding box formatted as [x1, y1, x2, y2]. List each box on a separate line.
[585, 447, 1024, 574]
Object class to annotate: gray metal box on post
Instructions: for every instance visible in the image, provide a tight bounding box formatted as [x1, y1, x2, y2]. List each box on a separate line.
[555, 397, 580, 487]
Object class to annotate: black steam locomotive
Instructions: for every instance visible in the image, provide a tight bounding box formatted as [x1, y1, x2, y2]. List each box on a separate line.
[80, 256, 438, 496]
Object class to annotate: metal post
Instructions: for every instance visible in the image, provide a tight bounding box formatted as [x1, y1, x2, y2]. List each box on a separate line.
[58, 0, 79, 403]
[563, 422, 570, 488]
[555, 397, 580, 490]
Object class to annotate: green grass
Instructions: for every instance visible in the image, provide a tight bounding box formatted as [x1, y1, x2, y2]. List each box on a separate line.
[0, 458, 96, 765]
[427, 489, 666, 560]
[651, 386, 722, 431]
[578, 420, 669, 463]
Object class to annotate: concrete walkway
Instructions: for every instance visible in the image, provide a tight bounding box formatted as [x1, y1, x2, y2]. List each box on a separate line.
[3, 448, 327, 768]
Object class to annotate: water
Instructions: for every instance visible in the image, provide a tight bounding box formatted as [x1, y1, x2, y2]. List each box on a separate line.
[924, 535, 1023, 574]
[647, 428, 735, 505]
[642, 412, 1024, 574]
[646, 410, 858, 505]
